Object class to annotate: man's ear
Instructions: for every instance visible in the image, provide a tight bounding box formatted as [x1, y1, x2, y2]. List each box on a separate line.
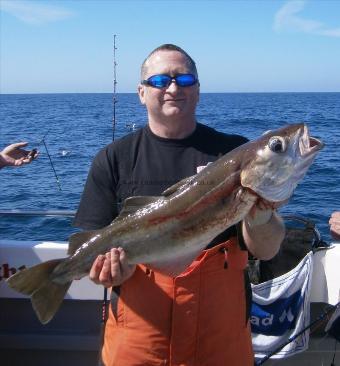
[138, 84, 146, 105]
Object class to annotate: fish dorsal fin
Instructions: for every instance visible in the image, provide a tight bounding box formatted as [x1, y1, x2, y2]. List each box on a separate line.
[68, 230, 100, 255]
[162, 174, 196, 196]
[117, 196, 164, 219]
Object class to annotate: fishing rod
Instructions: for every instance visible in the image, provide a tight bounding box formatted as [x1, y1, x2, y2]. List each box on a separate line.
[38, 128, 52, 145]
[96, 34, 118, 366]
[255, 301, 340, 365]
[112, 34, 118, 141]
[33, 128, 62, 191]
[42, 139, 62, 191]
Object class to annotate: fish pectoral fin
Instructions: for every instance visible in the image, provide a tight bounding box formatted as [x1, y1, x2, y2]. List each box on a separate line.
[68, 230, 101, 255]
[145, 248, 203, 277]
[117, 196, 165, 219]
[7, 258, 71, 324]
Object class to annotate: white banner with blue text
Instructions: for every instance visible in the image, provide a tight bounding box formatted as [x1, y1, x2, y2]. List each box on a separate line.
[251, 251, 313, 359]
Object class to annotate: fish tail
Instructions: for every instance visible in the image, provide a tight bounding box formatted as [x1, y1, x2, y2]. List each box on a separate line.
[6, 259, 72, 324]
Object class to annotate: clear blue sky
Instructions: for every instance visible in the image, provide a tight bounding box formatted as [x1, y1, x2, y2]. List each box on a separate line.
[1, 0, 339, 93]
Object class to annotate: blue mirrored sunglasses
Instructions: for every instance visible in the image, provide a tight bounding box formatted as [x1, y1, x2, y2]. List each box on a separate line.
[141, 74, 198, 89]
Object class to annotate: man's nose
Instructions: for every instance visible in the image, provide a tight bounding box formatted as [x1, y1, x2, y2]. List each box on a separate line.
[165, 79, 179, 92]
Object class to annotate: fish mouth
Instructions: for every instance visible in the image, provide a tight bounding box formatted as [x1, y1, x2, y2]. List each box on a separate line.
[292, 124, 324, 180]
[299, 124, 324, 158]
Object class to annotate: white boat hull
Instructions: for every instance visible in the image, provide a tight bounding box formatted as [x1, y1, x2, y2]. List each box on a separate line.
[0, 240, 339, 365]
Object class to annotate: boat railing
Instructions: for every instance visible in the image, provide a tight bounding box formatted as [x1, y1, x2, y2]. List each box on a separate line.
[0, 209, 76, 217]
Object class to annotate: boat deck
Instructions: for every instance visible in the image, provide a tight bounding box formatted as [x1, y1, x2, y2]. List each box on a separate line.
[1, 299, 339, 365]
[0, 298, 102, 366]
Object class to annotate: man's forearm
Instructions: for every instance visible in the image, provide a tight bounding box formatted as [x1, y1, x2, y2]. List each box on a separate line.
[242, 211, 285, 260]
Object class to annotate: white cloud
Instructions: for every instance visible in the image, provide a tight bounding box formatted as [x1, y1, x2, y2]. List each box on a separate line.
[274, 0, 340, 38]
[317, 28, 340, 38]
[0, 0, 73, 25]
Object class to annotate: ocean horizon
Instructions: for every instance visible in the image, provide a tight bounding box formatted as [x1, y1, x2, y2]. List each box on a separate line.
[2, 91, 340, 95]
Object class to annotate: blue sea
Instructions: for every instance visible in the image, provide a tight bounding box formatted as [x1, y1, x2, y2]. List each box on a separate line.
[0, 93, 339, 243]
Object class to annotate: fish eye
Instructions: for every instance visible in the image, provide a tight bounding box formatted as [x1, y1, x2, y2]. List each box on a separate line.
[268, 136, 287, 153]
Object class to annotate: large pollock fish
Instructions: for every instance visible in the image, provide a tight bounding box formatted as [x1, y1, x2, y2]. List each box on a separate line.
[7, 123, 323, 324]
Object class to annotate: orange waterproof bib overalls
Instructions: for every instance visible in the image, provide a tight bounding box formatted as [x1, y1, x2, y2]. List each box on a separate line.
[102, 238, 254, 366]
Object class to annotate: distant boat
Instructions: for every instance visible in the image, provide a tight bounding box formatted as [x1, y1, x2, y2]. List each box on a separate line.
[125, 122, 138, 132]
[59, 149, 71, 157]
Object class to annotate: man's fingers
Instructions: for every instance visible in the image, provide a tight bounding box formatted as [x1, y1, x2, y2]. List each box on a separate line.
[13, 158, 25, 166]
[118, 247, 128, 267]
[257, 200, 271, 210]
[118, 247, 136, 275]
[27, 149, 38, 159]
[89, 255, 105, 283]
[89, 248, 135, 288]
[8, 142, 28, 150]
[245, 208, 274, 228]
[331, 211, 340, 220]
[254, 195, 290, 210]
[98, 252, 115, 287]
[22, 150, 38, 164]
[110, 248, 122, 278]
[22, 157, 33, 164]
[330, 213, 340, 225]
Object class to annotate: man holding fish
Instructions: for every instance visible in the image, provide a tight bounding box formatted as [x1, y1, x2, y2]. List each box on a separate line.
[8, 44, 323, 365]
[75, 44, 285, 366]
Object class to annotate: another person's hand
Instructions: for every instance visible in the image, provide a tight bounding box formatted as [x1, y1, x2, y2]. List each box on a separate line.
[0, 142, 38, 169]
[89, 247, 136, 287]
[329, 211, 340, 241]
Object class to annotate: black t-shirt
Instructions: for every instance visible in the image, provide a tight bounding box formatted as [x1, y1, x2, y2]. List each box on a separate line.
[73, 123, 248, 247]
